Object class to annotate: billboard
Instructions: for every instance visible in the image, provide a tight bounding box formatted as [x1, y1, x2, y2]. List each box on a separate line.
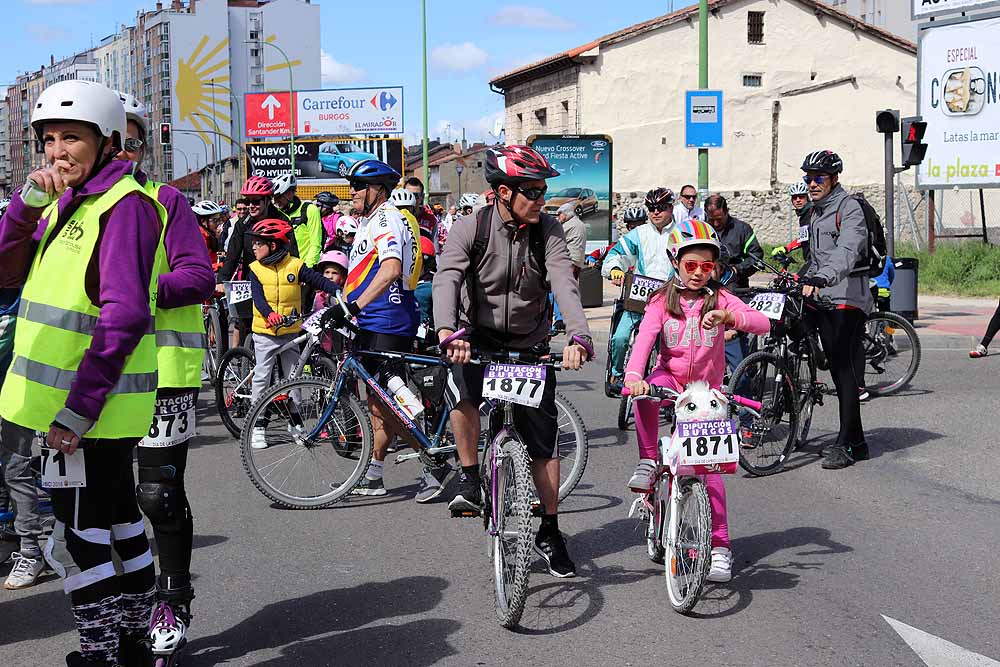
[917, 14, 1000, 188]
[245, 137, 403, 197]
[245, 92, 294, 138]
[913, 0, 1000, 20]
[243, 87, 404, 138]
[528, 135, 613, 245]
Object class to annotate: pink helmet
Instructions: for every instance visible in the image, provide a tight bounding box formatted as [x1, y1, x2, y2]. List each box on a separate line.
[241, 175, 274, 196]
[317, 250, 349, 271]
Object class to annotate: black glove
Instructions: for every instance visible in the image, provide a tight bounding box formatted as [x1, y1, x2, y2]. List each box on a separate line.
[796, 274, 828, 288]
[346, 301, 361, 317]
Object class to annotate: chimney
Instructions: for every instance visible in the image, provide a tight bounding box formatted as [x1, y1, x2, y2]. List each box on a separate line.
[155, 2, 163, 11]
[171, 0, 182, 9]
[50, 55, 55, 66]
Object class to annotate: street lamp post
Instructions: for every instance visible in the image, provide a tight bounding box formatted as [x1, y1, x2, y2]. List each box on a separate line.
[173, 146, 190, 176]
[207, 81, 243, 178]
[422, 0, 429, 189]
[455, 164, 464, 201]
[254, 41, 296, 177]
[697, 0, 709, 198]
[192, 111, 227, 199]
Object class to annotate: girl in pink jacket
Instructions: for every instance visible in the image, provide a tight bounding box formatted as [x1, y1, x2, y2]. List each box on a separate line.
[623, 219, 770, 583]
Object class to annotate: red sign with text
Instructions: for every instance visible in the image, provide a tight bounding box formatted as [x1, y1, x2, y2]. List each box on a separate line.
[244, 92, 296, 138]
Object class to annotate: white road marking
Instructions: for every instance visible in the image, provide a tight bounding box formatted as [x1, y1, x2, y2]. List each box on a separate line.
[883, 615, 1000, 666]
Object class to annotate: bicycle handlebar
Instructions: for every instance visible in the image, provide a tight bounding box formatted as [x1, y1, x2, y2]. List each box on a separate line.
[622, 384, 763, 412]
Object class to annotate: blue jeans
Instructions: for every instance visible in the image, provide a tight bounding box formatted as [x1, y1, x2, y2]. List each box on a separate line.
[610, 310, 642, 380]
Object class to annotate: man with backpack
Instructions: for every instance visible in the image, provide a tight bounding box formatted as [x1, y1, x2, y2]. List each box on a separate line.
[796, 150, 873, 470]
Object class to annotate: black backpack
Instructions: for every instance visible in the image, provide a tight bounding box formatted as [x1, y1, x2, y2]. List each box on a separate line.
[835, 193, 887, 277]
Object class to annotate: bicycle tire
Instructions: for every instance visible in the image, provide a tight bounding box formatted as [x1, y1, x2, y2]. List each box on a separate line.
[863, 311, 920, 396]
[646, 483, 665, 564]
[790, 339, 819, 448]
[216, 347, 257, 438]
[203, 305, 225, 384]
[664, 477, 711, 614]
[240, 377, 373, 509]
[491, 435, 534, 629]
[729, 351, 798, 477]
[617, 325, 640, 431]
[554, 391, 589, 502]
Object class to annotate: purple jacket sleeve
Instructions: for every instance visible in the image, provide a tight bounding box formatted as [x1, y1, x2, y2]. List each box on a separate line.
[0, 192, 48, 288]
[156, 186, 216, 309]
[65, 194, 163, 424]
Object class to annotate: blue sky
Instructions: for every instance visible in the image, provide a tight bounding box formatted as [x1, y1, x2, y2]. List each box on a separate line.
[4, 0, 694, 145]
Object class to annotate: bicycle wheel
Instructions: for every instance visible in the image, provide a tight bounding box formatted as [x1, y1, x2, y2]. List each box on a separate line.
[664, 477, 711, 614]
[729, 351, 798, 476]
[490, 435, 533, 629]
[789, 338, 819, 448]
[617, 326, 639, 430]
[862, 312, 920, 396]
[646, 484, 665, 564]
[554, 391, 588, 501]
[215, 347, 256, 438]
[203, 305, 225, 385]
[240, 377, 373, 509]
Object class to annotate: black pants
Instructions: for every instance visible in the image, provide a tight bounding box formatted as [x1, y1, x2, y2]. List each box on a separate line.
[136, 441, 193, 579]
[812, 309, 867, 446]
[982, 299, 1000, 348]
[48, 442, 155, 605]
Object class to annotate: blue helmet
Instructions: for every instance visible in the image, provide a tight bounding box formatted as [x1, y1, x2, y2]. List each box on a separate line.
[347, 159, 400, 188]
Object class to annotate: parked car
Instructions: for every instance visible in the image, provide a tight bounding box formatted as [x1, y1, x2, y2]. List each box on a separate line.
[544, 187, 599, 217]
[318, 142, 379, 177]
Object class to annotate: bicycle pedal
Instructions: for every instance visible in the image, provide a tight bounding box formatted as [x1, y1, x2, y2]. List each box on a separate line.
[530, 502, 544, 517]
[450, 508, 480, 518]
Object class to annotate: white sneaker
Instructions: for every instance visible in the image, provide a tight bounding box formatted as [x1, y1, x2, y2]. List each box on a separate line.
[250, 427, 268, 450]
[4, 552, 45, 589]
[626, 459, 657, 492]
[706, 546, 732, 583]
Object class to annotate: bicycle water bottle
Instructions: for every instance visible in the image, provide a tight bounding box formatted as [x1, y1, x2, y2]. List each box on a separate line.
[386, 375, 424, 419]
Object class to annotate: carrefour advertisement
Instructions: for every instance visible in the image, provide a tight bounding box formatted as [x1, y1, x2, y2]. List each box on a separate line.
[296, 86, 403, 136]
[528, 135, 613, 244]
[918, 15, 1000, 188]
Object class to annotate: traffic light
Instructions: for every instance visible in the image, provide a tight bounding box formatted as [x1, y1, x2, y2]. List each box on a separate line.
[159, 122, 171, 146]
[875, 109, 900, 134]
[900, 116, 928, 168]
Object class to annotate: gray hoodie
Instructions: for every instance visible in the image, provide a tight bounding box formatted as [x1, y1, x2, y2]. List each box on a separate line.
[805, 183, 873, 313]
[433, 203, 591, 348]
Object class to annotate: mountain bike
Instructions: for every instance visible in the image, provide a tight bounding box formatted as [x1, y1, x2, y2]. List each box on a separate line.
[624, 384, 762, 614]
[861, 309, 920, 396]
[215, 310, 338, 437]
[202, 295, 228, 385]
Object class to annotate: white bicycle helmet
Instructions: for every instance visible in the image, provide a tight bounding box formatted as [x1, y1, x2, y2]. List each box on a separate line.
[458, 192, 481, 209]
[389, 188, 416, 208]
[787, 181, 809, 196]
[31, 80, 126, 148]
[192, 200, 223, 216]
[271, 173, 296, 195]
[114, 90, 148, 136]
[337, 215, 359, 236]
[0, 199, 10, 215]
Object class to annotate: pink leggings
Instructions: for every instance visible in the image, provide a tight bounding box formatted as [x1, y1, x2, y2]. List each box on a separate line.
[634, 368, 730, 549]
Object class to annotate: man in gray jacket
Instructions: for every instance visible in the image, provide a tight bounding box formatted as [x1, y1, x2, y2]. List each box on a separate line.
[796, 150, 872, 469]
[434, 145, 594, 578]
[551, 201, 587, 331]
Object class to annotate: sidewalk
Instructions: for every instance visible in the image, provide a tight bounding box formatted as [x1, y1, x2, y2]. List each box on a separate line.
[580, 280, 995, 350]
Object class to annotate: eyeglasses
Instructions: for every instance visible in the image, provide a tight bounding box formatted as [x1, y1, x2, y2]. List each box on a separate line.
[802, 174, 829, 185]
[681, 259, 716, 274]
[516, 185, 547, 201]
[123, 137, 143, 152]
[647, 205, 671, 213]
[246, 198, 265, 206]
[679, 194, 696, 200]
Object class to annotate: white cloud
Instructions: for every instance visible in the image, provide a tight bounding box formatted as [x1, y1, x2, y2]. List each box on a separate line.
[320, 50, 365, 85]
[27, 24, 69, 43]
[430, 42, 489, 73]
[490, 5, 575, 31]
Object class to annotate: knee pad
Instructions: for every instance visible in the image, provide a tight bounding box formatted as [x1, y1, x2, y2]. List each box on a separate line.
[137, 465, 189, 531]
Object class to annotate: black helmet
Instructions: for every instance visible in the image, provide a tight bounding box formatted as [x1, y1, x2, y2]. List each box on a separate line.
[801, 150, 843, 174]
[644, 187, 675, 209]
[315, 191, 339, 208]
[622, 206, 648, 225]
[484, 145, 559, 186]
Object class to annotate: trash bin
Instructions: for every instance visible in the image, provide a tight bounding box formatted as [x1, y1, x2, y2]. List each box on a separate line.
[889, 257, 918, 322]
[579, 264, 604, 308]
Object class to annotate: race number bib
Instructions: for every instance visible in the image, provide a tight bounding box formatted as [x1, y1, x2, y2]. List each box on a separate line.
[748, 292, 786, 320]
[40, 446, 87, 489]
[483, 364, 546, 408]
[302, 308, 327, 335]
[140, 392, 197, 448]
[628, 275, 663, 303]
[798, 225, 810, 242]
[226, 281, 252, 305]
[663, 419, 739, 470]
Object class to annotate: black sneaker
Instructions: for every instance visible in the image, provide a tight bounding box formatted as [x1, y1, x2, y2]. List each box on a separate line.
[850, 441, 870, 461]
[350, 477, 387, 496]
[534, 528, 577, 578]
[448, 476, 482, 515]
[821, 446, 855, 470]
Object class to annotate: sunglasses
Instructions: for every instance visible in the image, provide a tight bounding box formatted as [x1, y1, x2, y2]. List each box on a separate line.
[681, 259, 716, 274]
[123, 137, 143, 152]
[647, 205, 671, 213]
[679, 194, 696, 200]
[251, 239, 269, 248]
[802, 174, 830, 185]
[246, 198, 265, 206]
[516, 185, 547, 201]
[349, 181, 368, 192]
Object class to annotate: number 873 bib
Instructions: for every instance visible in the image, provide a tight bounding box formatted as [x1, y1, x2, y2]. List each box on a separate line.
[140, 390, 197, 448]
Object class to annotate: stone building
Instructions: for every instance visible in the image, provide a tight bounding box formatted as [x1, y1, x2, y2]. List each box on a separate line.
[490, 0, 919, 244]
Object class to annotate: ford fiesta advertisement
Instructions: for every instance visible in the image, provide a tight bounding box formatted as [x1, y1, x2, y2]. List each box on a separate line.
[296, 86, 404, 136]
[529, 134, 613, 244]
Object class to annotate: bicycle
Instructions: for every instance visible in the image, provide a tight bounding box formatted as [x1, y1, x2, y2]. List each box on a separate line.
[861, 309, 920, 396]
[215, 309, 338, 438]
[202, 294, 228, 385]
[624, 383, 762, 614]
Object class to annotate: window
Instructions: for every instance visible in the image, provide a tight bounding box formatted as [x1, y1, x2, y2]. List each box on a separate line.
[534, 107, 547, 127]
[249, 30, 259, 41]
[748, 11, 765, 44]
[742, 73, 763, 88]
[250, 48, 260, 58]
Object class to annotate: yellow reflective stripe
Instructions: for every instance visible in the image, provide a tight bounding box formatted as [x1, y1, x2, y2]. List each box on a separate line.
[155, 330, 207, 349]
[11, 356, 158, 394]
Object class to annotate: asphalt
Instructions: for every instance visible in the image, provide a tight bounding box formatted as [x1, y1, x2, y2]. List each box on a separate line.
[2, 299, 999, 666]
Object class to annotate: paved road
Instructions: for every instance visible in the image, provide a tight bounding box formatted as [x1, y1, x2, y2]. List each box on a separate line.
[3, 347, 999, 666]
